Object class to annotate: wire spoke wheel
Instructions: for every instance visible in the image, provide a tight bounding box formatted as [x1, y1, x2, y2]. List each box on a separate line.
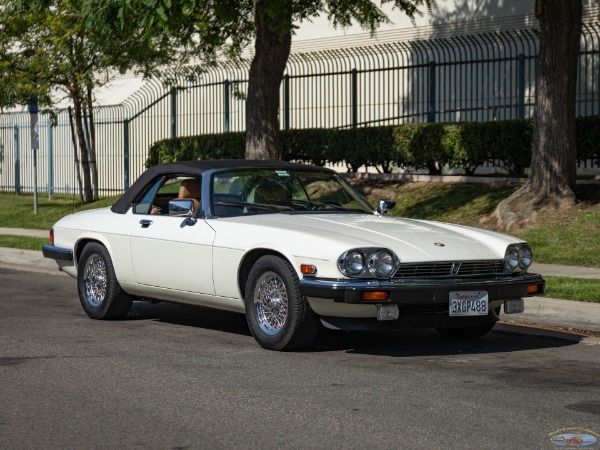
[77, 243, 133, 320]
[254, 271, 288, 335]
[83, 255, 107, 307]
[245, 255, 320, 351]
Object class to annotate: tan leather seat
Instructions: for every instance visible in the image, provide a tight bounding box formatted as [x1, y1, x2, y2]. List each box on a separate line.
[176, 178, 201, 215]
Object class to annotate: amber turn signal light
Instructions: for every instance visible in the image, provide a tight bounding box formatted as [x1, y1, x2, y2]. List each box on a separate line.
[362, 291, 390, 301]
[300, 264, 317, 275]
[527, 284, 540, 294]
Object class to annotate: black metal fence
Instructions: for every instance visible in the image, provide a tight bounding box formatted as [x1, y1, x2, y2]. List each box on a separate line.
[1, 23, 599, 195]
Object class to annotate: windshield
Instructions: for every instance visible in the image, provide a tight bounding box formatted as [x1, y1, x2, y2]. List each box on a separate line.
[211, 168, 374, 217]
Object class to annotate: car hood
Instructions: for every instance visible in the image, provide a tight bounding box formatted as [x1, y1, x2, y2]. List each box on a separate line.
[245, 213, 521, 262]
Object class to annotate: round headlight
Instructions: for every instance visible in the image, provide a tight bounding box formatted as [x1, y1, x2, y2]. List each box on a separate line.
[369, 250, 395, 278]
[519, 245, 533, 269]
[504, 247, 519, 272]
[339, 251, 365, 276]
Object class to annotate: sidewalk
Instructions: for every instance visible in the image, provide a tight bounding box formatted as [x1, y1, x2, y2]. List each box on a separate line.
[0, 227, 48, 238]
[1, 227, 599, 334]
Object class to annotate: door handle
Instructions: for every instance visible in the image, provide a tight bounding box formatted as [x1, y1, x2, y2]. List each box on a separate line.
[139, 219, 153, 228]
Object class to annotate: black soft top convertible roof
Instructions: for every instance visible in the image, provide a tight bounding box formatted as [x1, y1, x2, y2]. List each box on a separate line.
[111, 159, 333, 214]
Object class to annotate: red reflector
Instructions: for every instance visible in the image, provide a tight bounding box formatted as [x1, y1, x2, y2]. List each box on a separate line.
[300, 264, 317, 275]
[527, 284, 539, 294]
[362, 291, 390, 301]
[49, 228, 54, 245]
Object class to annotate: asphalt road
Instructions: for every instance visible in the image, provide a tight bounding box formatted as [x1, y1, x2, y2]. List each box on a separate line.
[1, 268, 599, 450]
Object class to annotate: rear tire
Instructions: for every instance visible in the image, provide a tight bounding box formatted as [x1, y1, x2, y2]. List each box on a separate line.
[245, 255, 320, 350]
[77, 243, 133, 320]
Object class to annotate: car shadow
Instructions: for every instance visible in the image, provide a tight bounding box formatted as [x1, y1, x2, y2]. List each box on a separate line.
[310, 325, 582, 357]
[126, 301, 582, 356]
[127, 301, 252, 337]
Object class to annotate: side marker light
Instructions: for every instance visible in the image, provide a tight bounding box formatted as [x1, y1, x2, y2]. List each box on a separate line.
[300, 264, 317, 275]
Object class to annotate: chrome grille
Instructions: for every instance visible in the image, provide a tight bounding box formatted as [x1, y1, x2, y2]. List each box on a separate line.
[392, 260, 505, 280]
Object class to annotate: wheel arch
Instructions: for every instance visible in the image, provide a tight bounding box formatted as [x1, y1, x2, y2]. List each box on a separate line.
[74, 238, 106, 264]
[238, 248, 291, 301]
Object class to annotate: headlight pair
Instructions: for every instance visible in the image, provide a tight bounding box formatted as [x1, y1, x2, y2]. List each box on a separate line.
[504, 244, 533, 273]
[338, 248, 400, 279]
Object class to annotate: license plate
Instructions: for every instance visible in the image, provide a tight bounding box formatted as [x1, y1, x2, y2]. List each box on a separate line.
[449, 291, 489, 316]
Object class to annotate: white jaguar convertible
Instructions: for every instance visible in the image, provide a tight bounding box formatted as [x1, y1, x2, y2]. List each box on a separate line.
[43, 160, 545, 350]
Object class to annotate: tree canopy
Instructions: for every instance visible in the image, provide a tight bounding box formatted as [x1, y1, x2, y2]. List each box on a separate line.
[0, 0, 184, 202]
[81, 0, 434, 159]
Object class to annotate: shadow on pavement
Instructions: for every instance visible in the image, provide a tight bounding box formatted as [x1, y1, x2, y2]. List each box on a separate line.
[126, 300, 582, 357]
[127, 301, 252, 337]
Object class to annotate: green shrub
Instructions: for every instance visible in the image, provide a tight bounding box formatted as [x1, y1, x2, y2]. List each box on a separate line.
[281, 128, 331, 166]
[445, 123, 489, 176]
[393, 123, 450, 175]
[147, 132, 245, 167]
[359, 126, 396, 173]
[576, 115, 600, 167]
[488, 119, 533, 177]
[147, 116, 600, 174]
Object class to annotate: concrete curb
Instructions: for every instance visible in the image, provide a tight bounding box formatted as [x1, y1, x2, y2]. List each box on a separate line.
[531, 262, 600, 279]
[0, 227, 48, 238]
[501, 297, 600, 333]
[0, 247, 59, 272]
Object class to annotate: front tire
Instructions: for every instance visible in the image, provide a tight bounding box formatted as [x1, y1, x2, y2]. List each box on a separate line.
[245, 255, 320, 350]
[77, 243, 133, 320]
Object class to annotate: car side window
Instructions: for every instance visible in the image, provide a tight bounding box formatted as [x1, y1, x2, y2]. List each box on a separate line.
[132, 177, 164, 215]
[133, 176, 202, 216]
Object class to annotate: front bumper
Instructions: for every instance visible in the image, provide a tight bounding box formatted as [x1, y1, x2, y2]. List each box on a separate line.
[299, 273, 545, 306]
[300, 274, 544, 331]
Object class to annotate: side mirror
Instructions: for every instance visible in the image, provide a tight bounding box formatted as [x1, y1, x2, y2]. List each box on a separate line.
[377, 199, 395, 216]
[169, 199, 197, 225]
[169, 199, 194, 216]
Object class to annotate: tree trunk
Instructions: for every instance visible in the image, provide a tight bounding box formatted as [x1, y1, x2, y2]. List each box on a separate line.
[86, 86, 99, 201]
[245, 0, 292, 160]
[494, 0, 581, 230]
[67, 107, 84, 204]
[72, 93, 93, 203]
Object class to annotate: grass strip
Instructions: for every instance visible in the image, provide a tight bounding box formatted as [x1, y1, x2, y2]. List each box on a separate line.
[0, 235, 48, 251]
[0, 193, 119, 230]
[543, 276, 600, 303]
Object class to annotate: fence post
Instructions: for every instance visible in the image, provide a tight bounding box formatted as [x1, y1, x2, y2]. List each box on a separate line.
[518, 54, 525, 119]
[224, 80, 230, 133]
[351, 68, 357, 128]
[14, 125, 20, 194]
[171, 88, 177, 139]
[283, 75, 290, 130]
[428, 61, 436, 123]
[47, 122, 53, 199]
[123, 120, 130, 190]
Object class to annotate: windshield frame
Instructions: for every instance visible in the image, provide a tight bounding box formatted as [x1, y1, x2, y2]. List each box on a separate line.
[205, 167, 375, 218]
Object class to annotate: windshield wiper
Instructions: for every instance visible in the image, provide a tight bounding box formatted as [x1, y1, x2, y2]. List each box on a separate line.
[214, 201, 293, 212]
[288, 199, 351, 211]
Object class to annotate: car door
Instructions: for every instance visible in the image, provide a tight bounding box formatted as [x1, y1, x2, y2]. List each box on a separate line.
[129, 175, 216, 295]
[130, 215, 216, 294]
